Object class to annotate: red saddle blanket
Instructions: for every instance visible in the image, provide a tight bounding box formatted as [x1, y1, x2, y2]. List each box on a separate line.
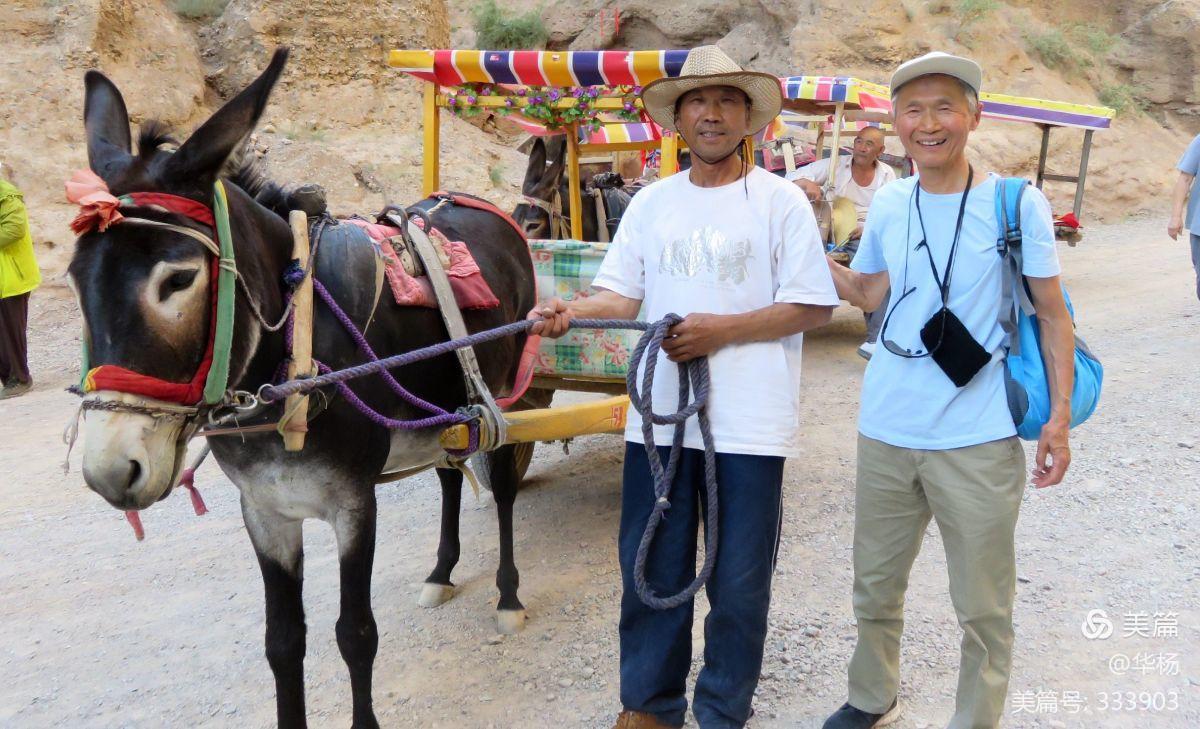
[344, 218, 500, 310]
[344, 195, 540, 410]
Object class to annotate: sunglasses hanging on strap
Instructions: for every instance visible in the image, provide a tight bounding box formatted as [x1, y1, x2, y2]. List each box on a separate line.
[880, 167, 991, 387]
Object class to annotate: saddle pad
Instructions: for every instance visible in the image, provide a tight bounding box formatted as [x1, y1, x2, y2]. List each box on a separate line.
[343, 218, 499, 310]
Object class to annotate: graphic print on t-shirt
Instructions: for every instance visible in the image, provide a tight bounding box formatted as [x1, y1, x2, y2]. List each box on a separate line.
[657, 225, 754, 286]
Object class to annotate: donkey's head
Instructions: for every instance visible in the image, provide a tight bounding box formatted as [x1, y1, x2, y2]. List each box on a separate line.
[68, 49, 289, 510]
[511, 136, 567, 240]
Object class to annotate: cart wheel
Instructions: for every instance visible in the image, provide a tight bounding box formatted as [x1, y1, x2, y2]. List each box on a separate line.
[511, 387, 554, 487]
[514, 441, 535, 482]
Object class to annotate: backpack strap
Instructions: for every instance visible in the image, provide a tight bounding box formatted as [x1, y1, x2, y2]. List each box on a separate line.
[995, 177, 1035, 356]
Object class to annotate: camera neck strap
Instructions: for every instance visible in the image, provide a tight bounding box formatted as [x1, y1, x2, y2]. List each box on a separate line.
[914, 165, 974, 306]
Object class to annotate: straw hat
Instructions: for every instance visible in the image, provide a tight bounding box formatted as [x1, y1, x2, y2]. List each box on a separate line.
[641, 46, 782, 135]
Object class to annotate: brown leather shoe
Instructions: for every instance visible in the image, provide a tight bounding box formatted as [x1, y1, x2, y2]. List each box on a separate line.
[612, 710, 675, 729]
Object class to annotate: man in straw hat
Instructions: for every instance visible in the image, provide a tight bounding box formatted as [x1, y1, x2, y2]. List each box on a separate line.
[819, 52, 1076, 729]
[529, 45, 839, 728]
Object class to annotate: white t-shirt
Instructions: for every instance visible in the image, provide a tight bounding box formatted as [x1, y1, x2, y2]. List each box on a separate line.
[593, 166, 840, 457]
[850, 173, 1061, 449]
[787, 155, 898, 222]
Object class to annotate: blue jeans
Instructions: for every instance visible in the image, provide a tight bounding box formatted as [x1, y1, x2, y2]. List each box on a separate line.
[618, 442, 785, 729]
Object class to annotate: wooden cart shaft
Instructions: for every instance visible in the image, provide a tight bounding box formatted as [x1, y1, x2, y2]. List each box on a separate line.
[439, 395, 629, 450]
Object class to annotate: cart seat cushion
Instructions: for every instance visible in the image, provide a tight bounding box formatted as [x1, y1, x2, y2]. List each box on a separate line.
[530, 239, 641, 380]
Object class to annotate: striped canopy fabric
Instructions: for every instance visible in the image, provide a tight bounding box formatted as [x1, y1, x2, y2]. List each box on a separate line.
[782, 76, 893, 113]
[780, 74, 1113, 131]
[390, 49, 689, 87]
[978, 91, 1114, 131]
[389, 51, 1115, 133]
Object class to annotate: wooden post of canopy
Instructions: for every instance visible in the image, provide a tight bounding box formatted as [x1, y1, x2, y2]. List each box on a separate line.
[660, 132, 678, 177]
[1035, 124, 1051, 190]
[826, 101, 845, 194]
[566, 123, 584, 240]
[283, 211, 314, 452]
[1073, 129, 1094, 219]
[422, 82, 440, 196]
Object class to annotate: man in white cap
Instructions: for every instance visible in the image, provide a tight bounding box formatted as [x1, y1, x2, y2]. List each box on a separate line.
[529, 46, 839, 729]
[819, 53, 1076, 729]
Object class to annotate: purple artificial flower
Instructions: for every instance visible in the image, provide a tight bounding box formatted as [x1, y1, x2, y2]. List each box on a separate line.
[505, 98, 515, 107]
[448, 96, 457, 105]
[531, 96, 544, 104]
[517, 88, 527, 96]
[573, 87, 586, 98]
[548, 89, 561, 101]
[466, 96, 477, 104]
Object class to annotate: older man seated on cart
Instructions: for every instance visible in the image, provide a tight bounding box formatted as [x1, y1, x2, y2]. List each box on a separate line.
[789, 126, 895, 236]
[789, 126, 897, 358]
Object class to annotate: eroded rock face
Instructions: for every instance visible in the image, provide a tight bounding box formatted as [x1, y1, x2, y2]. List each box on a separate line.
[0, 0, 207, 270]
[57, 0, 207, 125]
[543, 0, 794, 74]
[201, 0, 450, 97]
[1112, 0, 1200, 111]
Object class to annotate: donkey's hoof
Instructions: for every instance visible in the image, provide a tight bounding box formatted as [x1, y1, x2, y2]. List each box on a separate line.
[417, 582, 455, 608]
[496, 608, 527, 634]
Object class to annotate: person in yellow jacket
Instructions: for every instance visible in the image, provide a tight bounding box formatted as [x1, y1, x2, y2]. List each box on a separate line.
[0, 168, 40, 399]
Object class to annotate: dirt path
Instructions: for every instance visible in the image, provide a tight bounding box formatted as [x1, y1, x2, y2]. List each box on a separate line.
[0, 216, 1196, 728]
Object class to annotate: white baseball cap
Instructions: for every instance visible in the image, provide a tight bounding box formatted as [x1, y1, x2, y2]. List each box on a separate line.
[890, 52, 983, 98]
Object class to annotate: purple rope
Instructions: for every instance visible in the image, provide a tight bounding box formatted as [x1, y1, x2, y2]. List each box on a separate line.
[310, 277, 452, 417]
[260, 316, 650, 403]
[273, 264, 471, 448]
[315, 360, 468, 429]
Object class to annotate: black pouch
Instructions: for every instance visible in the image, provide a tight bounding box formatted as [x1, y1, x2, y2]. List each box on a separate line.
[920, 307, 990, 387]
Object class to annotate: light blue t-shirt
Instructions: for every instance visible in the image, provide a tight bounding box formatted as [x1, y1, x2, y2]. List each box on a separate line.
[1176, 134, 1200, 232]
[850, 174, 1061, 449]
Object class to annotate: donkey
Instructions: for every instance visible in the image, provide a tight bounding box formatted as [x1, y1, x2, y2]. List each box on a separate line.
[69, 48, 537, 728]
[512, 135, 632, 242]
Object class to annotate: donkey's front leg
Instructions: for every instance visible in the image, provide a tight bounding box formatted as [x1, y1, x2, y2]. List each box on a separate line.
[489, 445, 526, 634]
[243, 500, 308, 729]
[332, 496, 381, 729]
[418, 467, 463, 608]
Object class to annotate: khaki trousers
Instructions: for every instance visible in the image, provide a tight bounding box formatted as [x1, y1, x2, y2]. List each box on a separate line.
[847, 434, 1026, 729]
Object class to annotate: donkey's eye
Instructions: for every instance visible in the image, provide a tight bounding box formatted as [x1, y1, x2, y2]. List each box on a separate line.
[159, 269, 198, 301]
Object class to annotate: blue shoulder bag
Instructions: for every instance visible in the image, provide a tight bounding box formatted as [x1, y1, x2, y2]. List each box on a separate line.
[995, 177, 1103, 440]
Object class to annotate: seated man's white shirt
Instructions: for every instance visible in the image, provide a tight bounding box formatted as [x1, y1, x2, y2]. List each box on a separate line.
[787, 155, 897, 222]
[593, 166, 839, 458]
[850, 174, 1061, 450]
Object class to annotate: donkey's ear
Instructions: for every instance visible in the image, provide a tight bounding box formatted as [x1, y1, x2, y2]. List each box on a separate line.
[521, 138, 547, 194]
[533, 134, 567, 195]
[165, 47, 289, 182]
[84, 71, 133, 181]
